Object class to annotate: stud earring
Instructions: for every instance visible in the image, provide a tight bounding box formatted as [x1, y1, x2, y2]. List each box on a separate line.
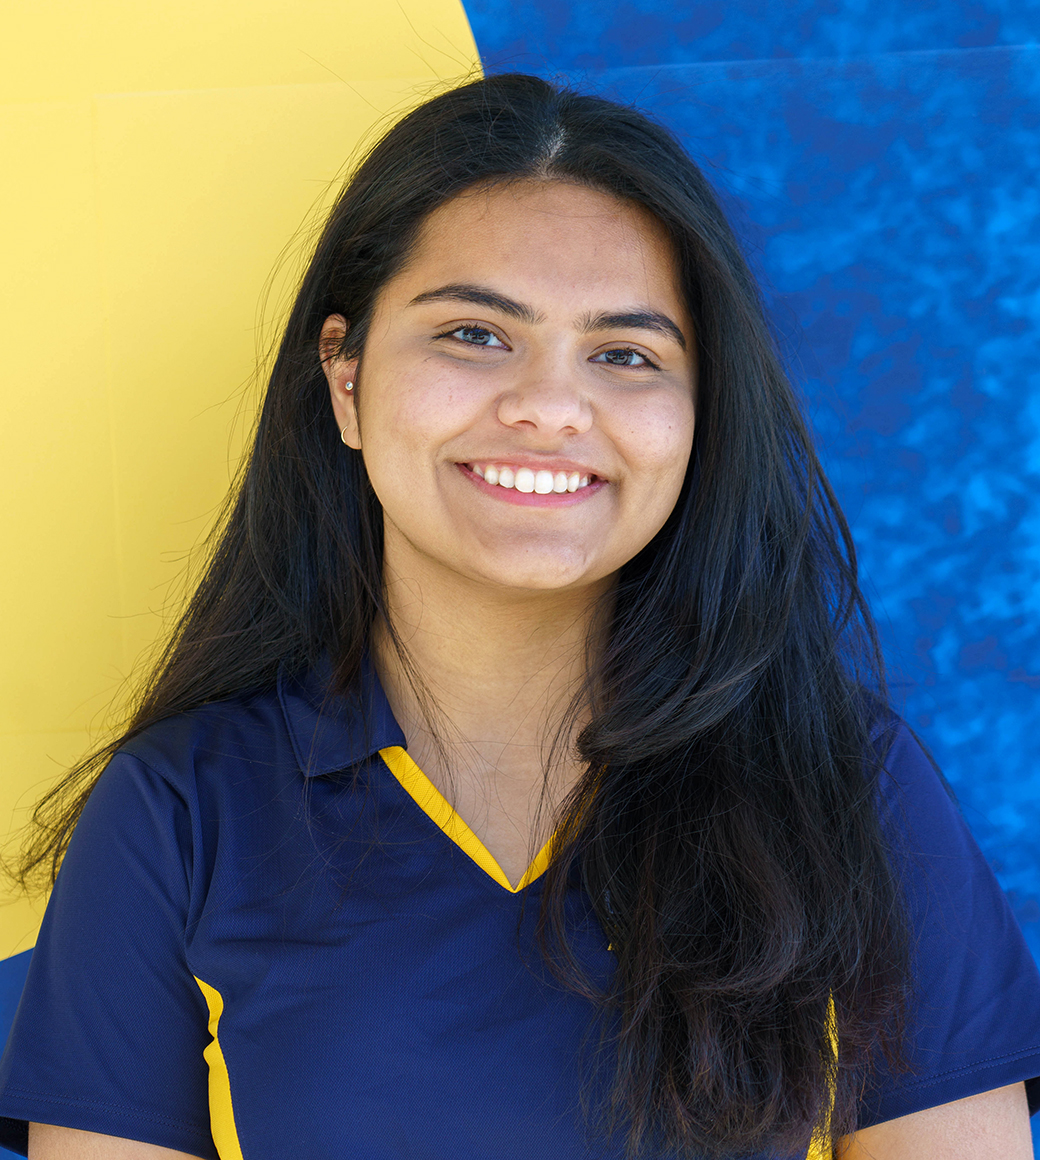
[344, 381, 354, 391]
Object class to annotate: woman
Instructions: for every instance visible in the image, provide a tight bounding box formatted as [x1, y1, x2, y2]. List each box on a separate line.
[0, 73, 1037, 1160]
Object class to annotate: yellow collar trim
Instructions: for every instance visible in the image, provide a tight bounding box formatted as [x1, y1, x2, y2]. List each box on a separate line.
[379, 745, 556, 892]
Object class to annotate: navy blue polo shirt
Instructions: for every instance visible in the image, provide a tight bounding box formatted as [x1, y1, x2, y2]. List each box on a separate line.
[0, 657, 1038, 1159]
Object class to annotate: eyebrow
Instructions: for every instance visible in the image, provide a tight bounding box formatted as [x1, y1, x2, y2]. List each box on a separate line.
[407, 283, 687, 351]
[408, 284, 543, 325]
[580, 310, 687, 351]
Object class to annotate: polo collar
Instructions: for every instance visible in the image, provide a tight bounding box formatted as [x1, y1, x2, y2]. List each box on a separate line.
[277, 652, 406, 777]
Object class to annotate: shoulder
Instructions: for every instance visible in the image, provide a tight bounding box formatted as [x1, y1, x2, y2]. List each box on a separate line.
[863, 712, 964, 855]
[115, 677, 296, 788]
[96, 681, 301, 823]
[65, 677, 322, 931]
[850, 701, 955, 834]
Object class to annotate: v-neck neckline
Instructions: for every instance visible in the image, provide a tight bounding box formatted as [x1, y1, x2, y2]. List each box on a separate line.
[379, 745, 557, 893]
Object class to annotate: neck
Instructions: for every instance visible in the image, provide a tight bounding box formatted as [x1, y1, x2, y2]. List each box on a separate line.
[371, 561, 612, 795]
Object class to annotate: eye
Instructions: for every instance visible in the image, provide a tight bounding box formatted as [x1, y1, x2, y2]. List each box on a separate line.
[592, 347, 660, 370]
[438, 324, 508, 348]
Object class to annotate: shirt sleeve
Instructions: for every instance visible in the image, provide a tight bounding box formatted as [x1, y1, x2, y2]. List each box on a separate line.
[0, 750, 218, 1159]
[860, 719, 1040, 1127]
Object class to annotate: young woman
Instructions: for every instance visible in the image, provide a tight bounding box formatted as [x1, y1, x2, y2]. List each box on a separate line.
[1, 73, 1037, 1160]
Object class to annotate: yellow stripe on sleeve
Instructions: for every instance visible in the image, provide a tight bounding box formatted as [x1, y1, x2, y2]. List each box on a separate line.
[194, 975, 245, 1160]
[806, 995, 839, 1160]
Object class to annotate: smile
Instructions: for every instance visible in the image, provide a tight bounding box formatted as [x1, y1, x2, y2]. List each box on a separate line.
[466, 463, 597, 494]
[457, 462, 607, 507]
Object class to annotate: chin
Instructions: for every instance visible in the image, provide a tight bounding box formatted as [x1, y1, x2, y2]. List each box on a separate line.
[468, 558, 608, 595]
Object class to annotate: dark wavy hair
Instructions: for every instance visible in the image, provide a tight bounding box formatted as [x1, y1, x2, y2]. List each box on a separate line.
[14, 73, 913, 1159]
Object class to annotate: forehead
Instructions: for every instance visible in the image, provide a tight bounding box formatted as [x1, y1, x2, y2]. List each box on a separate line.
[393, 179, 684, 310]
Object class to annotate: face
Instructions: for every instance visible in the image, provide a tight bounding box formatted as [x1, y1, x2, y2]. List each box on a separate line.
[322, 179, 697, 601]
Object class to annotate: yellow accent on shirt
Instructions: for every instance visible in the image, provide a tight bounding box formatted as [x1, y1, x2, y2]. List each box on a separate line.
[194, 975, 245, 1160]
[379, 744, 557, 892]
[806, 996, 839, 1159]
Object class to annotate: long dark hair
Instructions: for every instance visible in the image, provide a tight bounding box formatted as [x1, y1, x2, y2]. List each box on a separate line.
[14, 73, 912, 1158]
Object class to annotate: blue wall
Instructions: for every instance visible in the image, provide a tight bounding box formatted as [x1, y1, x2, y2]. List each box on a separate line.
[471, 0, 1040, 66]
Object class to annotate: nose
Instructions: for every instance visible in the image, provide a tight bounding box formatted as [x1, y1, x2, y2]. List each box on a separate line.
[496, 373, 593, 436]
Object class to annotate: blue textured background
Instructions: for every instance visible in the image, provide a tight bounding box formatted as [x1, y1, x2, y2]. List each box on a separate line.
[466, 0, 1040, 1146]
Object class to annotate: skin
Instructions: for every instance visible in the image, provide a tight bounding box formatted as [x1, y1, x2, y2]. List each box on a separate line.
[30, 180, 1034, 1158]
[835, 1081, 1033, 1158]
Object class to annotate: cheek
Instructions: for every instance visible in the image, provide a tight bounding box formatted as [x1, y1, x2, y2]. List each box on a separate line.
[357, 366, 487, 513]
[373, 363, 480, 445]
[359, 380, 443, 461]
[620, 394, 696, 492]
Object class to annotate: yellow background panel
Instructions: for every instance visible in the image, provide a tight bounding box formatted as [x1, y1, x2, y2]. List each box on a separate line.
[0, 0, 478, 103]
[1, 0, 481, 959]
[1, 102, 123, 738]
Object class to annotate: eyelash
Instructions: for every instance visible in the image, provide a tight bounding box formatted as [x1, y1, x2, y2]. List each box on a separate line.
[434, 324, 506, 348]
[593, 348, 661, 371]
[434, 324, 662, 370]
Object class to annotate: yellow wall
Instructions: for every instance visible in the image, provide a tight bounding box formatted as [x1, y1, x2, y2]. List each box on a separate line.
[0, 0, 481, 958]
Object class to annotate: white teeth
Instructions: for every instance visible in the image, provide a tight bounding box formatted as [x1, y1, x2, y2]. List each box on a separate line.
[514, 467, 536, 493]
[470, 464, 597, 493]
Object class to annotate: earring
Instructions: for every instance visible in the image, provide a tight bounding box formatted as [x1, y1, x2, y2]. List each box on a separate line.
[341, 380, 354, 444]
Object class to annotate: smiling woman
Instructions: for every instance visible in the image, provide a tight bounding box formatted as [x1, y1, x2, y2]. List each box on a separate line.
[0, 74, 1038, 1160]
[323, 181, 696, 599]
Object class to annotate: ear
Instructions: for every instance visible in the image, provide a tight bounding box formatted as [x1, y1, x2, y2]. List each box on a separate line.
[319, 313, 361, 450]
